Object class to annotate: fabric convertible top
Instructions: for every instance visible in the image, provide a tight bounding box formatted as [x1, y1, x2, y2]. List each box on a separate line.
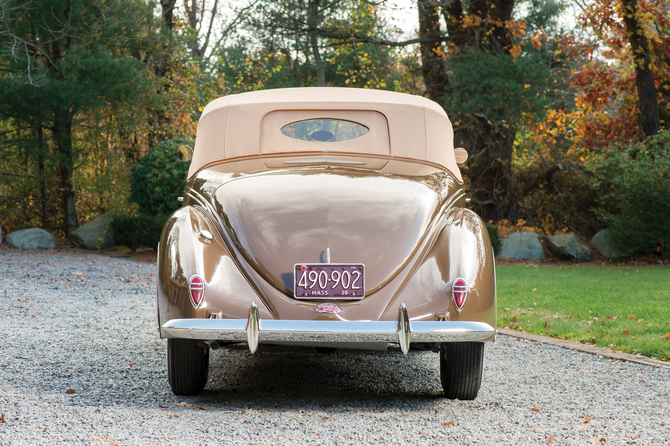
[189, 87, 462, 181]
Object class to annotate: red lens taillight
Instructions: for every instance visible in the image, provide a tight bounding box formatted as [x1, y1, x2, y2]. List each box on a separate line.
[452, 278, 468, 312]
[188, 275, 205, 309]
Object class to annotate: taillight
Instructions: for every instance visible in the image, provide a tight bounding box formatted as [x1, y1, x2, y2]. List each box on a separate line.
[451, 278, 468, 312]
[188, 275, 205, 309]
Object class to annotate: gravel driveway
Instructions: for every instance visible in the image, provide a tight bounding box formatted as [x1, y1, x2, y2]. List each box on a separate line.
[1, 247, 668, 445]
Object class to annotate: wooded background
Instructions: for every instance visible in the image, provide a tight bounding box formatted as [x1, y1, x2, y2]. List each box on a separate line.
[0, 0, 668, 255]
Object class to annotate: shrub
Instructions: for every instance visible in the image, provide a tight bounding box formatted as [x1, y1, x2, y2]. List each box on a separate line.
[110, 214, 166, 252]
[589, 131, 670, 258]
[130, 138, 193, 216]
[486, 222, 502, 256]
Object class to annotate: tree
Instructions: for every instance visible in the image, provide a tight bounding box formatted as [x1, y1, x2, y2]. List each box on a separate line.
[416, 0, 555, 221]
[0, 0, 158, 237]
[619, 0, 660, 137]
[568, 0, 670, 148]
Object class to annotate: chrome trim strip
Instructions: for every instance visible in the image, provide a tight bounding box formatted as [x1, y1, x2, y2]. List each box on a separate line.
[162, 304, 495, 355]
[283, 157, 366, 165]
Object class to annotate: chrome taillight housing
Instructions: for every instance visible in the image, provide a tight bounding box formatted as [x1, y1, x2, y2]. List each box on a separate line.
[188, 275, 205, 309]
[451, 278, 468, 312]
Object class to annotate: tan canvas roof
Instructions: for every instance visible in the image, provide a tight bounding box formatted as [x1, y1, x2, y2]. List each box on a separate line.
[189, 87, 462, 181]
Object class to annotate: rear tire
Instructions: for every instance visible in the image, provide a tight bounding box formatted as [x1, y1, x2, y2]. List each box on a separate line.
[167, 338, 209, 395]
[440, 342, 484, 400]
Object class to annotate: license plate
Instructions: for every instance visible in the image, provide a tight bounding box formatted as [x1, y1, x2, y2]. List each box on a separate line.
[294, 264, 365, 299]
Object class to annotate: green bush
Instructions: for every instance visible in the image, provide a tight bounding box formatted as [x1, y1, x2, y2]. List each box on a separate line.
[111, 138, 193, 252]
[130, 137, 193, 216]
[589, 131, 670, 258]
[486, 222, 502, 256]
[110, 214, 166, 252]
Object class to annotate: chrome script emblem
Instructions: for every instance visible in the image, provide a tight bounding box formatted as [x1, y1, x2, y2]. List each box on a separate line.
[315, 303, 341, 314]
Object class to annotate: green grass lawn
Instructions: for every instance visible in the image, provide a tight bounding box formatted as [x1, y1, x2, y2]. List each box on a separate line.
[496, 265, 670, 361]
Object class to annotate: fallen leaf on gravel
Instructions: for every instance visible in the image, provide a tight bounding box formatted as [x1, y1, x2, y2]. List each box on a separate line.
[1, 413, 5, 423]
[168, 415, 179, 418]
[66, 389, 76, 394]
[92, 437, 119, 445]
[532, 408, 541, 413]
[443, 422, 455, 426]
[174, 402, 206, 410]
[547, 436, 555, 445]
[584, 416, 591, 423]
[622, 329, 630, 335]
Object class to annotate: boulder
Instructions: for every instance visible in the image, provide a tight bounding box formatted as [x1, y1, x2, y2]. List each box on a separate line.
[548, 233, 592, 263]
[591, 229, 622, 259]
[500, 232, 545, 260]
[5, 228, 57, 249]
[71, 212, 117, 250]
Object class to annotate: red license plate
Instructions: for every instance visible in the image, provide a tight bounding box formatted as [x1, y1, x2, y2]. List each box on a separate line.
[294, 264, 365, 299]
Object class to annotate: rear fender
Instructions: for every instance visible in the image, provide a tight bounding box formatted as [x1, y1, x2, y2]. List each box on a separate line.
[156, 206, 272, 338]
[381, 208, 496, 331]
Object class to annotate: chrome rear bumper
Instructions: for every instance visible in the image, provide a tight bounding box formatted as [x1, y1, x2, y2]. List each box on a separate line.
[161, 303, 496, 355]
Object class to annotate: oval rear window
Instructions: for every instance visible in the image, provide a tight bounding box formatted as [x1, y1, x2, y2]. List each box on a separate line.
[281, 119, 369, 142]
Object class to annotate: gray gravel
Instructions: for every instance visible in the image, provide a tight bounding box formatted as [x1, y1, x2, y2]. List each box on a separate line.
[1, 246, 669, 445]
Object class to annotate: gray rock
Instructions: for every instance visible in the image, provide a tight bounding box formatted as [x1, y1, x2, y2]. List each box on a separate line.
[70, 212, 117, 250]
[591, 228, 622, 259]
[500, 232, 544, 260]
[5, 228, 57, 249]
[548, 233, 592, 262]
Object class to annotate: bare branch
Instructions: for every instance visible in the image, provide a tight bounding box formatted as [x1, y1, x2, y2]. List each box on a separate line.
[308, 26, 447, 47]
[200, 0, 219, 57]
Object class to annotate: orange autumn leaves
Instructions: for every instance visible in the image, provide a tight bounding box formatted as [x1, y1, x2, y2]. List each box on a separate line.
[534, 0, 670, 151]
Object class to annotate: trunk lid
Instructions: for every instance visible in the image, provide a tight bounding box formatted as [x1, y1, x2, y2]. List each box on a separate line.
[212, 167, 442, 296]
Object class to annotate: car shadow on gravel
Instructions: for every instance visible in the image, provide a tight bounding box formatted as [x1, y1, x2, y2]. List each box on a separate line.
[198, 343, 448, 409]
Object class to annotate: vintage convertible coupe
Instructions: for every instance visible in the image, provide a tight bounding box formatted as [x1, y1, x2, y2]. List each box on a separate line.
[156, 88, 497, 399]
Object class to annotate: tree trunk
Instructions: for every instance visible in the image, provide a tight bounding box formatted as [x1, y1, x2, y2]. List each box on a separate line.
[418, 0, 518, 221]
[161, 0, 177, 30]
[34, 124, 51, 230]
[309, 0, 325, 86]
[455, 115, 516, 221]
[418, 0, 450, 106]
[621, 0, 660, 137]
[53, 112, 78, 238]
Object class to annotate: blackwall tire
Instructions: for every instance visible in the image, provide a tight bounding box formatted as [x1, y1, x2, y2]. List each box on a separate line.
[167, 338, 209, 395]
[440, 342, 484, 400]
